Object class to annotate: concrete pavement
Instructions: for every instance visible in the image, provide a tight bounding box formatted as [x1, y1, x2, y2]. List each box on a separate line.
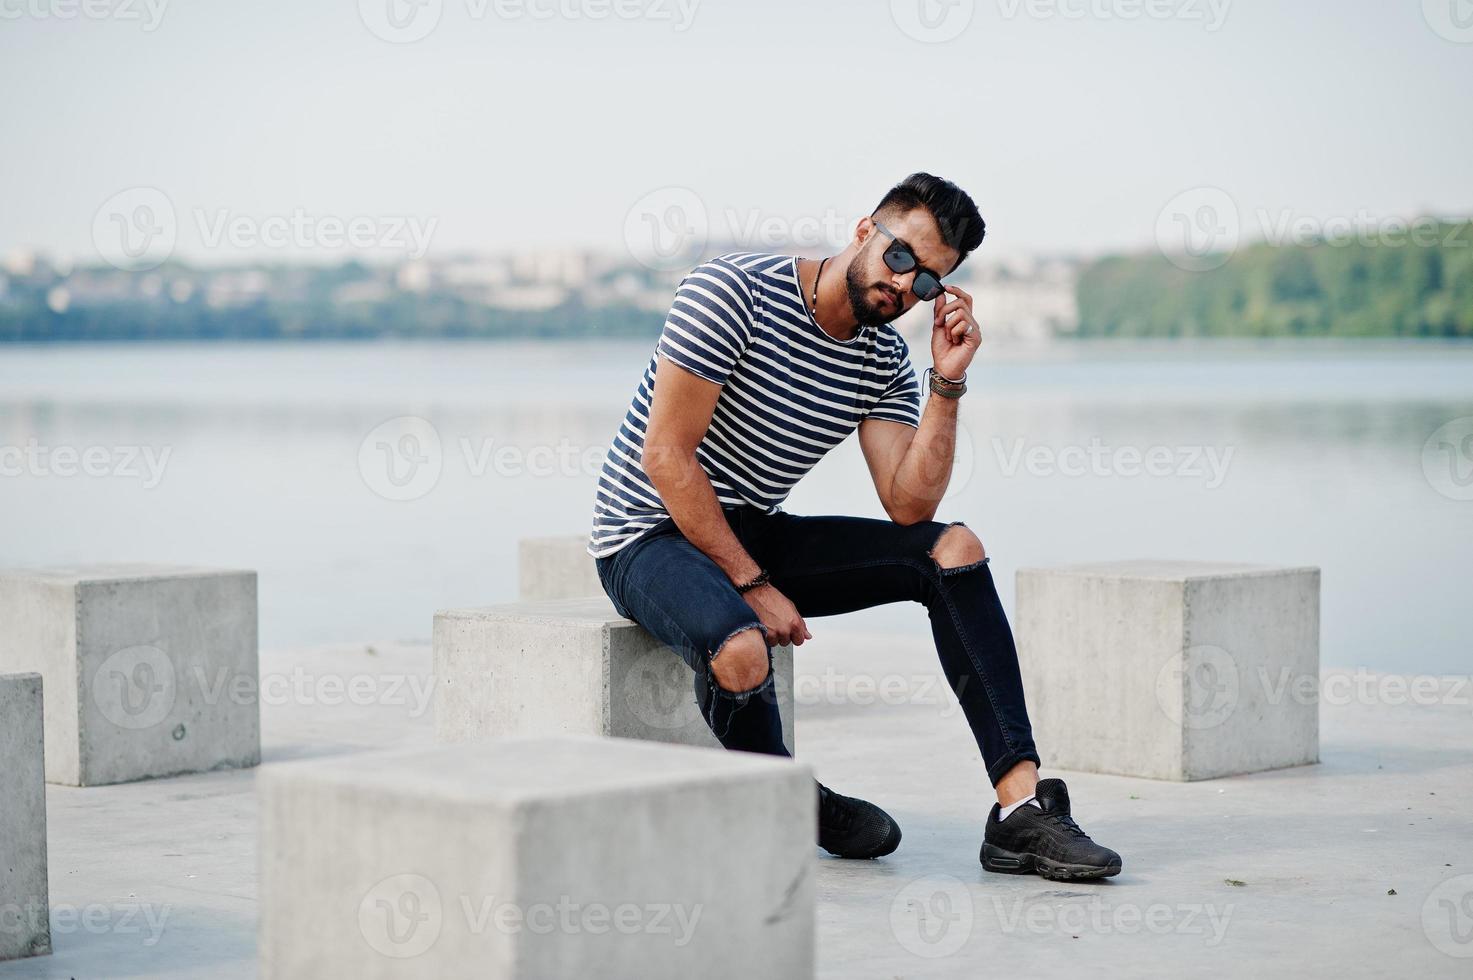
[4, 629, 1469, 978]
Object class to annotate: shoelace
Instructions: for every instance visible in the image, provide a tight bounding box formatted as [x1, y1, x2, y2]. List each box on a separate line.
[818, 785, 857, 831]
[1043, 809, 1089, 839]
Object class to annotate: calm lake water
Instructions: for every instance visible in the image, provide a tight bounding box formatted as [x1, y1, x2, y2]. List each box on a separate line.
[2, 339, 1470, 673]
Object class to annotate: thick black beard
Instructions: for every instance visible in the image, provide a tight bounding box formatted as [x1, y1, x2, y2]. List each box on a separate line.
[844, 260, 901, 328]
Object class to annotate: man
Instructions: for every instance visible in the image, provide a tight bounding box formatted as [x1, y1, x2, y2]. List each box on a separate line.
[587, 173, 1121, 880]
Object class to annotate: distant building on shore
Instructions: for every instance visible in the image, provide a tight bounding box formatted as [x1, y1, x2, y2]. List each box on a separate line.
[0, 245, 1082, 344]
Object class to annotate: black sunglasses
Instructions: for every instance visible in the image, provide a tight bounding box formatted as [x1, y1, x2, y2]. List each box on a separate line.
[872, 219, 947, 302]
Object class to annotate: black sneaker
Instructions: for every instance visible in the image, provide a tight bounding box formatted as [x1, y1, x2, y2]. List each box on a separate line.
[816, 782, 901, 858]
[980, 778, 1121, 881]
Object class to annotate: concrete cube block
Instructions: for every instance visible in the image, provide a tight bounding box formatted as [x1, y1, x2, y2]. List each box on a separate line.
[434, 597, 795, 753]
[0, 565, 261, 786]
[1017, 560, 1319, 781]
[0, 673, 50, 961]
[518, 536, 603, 601]
[259, 735, 815, 979]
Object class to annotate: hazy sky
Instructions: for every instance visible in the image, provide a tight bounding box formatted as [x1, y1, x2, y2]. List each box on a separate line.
[2, 0, 1470, 266]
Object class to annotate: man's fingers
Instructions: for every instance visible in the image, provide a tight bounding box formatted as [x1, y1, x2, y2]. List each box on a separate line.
[935, 309, 964, 332]
[943, 308, 977, 326]
[935, 295, 970, 331]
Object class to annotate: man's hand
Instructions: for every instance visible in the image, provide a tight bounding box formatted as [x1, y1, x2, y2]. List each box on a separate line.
[931, 284, 980, 381]
[743, 582, 811, 647]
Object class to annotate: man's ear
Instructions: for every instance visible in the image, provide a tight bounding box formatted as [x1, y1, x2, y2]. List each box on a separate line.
[854, 215, 877, 247]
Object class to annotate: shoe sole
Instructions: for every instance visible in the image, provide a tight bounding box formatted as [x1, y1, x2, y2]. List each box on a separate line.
[819, 828, 901, 860]
[980, 843, 1121, 881]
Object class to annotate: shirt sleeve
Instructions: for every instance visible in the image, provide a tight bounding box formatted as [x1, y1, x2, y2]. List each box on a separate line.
[867, 337, 923, 428]
[655, 258, 755, 386]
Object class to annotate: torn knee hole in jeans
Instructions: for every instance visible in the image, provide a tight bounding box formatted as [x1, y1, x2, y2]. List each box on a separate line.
[707, 622, 771, 695]
[927, 519, 992, 577]
[709, 622, 767, 662]
[700, 634, 776, 739]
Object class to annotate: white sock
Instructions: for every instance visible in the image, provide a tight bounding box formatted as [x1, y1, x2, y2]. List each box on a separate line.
[998, 794, 1039, 821]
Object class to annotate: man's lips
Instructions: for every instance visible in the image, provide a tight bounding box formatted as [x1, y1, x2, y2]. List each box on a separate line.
[876, 287, 900, 309]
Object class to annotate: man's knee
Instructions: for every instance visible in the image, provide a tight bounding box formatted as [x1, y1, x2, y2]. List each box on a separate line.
[929, 523, 987, 569]
[710, 626, 769, 692]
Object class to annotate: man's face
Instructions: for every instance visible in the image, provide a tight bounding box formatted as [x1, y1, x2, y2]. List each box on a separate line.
[844, 208, 961, 327]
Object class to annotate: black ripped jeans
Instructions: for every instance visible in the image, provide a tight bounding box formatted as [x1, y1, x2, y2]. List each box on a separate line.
[594, 505, 1040, 786]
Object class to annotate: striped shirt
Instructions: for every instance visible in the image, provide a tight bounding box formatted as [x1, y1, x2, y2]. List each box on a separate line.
[587, 251, 922, 559]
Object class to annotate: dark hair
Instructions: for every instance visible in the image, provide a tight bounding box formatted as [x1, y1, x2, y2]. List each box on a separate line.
[873, 172, 986, 271]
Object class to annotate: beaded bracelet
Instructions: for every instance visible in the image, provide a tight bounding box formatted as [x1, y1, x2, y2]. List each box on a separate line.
[735, 568, 770, 594]
[925, 367, 968, 399]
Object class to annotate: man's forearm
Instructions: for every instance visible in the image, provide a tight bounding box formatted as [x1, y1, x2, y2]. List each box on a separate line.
[891, 392, 960, 524]
[645, 448, 763, 584]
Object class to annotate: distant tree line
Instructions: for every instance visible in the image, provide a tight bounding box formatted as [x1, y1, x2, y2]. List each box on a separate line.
[10, 225, 1471, 342]
[0, 293, 664, 343]
[1075, 222, 1473, 338]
